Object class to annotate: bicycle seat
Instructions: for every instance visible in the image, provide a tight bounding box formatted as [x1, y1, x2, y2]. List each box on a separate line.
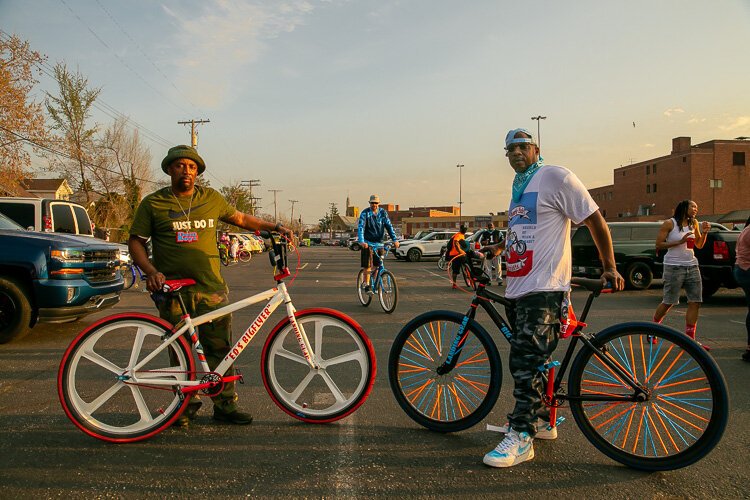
[162, 279, 196, 293]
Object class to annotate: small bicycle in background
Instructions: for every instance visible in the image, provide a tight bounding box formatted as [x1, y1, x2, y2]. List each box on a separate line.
[120, 262, 146, 290]
[389, 256, 728, 471]
[356, 242, 398, 314]
[58, 232, 377, 443]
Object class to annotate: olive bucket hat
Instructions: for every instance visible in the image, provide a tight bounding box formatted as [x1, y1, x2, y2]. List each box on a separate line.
[161, 145, 206, 174]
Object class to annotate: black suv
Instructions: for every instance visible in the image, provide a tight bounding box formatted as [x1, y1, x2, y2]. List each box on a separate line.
[571, 222, 664, 290]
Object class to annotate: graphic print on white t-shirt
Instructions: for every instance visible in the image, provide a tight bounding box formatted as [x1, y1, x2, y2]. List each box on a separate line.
[506, 193, 537, 278]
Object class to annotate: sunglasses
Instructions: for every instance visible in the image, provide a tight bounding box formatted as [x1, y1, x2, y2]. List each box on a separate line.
[505, 143, 534, 153]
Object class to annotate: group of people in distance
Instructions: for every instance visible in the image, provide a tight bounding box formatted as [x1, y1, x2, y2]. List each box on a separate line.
[128, 124, 748, 470]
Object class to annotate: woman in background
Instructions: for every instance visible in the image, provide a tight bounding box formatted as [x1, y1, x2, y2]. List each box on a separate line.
[653, 200, 710, 347]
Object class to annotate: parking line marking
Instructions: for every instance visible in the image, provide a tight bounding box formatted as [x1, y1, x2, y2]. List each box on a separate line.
[299, 263, 308, 270]
[315, 263, 321, 269]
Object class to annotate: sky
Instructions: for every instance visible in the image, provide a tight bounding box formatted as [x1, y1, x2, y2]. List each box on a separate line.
[2, 0, 750, 224]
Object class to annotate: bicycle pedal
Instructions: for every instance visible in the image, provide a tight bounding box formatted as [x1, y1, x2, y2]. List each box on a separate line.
[236, 369, 244, 384]
[486, 423, 509, 433]
[537, 360, 561, 372]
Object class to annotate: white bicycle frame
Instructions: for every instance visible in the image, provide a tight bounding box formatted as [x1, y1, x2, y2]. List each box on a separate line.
[126, 281, 317, 390]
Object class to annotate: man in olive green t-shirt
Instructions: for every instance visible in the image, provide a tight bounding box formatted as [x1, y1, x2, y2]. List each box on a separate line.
[129, 145, 291, 427]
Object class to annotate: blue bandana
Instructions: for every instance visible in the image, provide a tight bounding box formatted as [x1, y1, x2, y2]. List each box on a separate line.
[511, 155, 544, 203]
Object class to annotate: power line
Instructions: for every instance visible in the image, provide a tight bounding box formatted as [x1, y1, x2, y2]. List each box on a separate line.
[93, 0, 204, 113]
[58, 0, 194, 116]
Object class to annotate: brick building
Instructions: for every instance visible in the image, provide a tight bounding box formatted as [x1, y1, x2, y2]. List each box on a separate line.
[590, 136, 750, 221]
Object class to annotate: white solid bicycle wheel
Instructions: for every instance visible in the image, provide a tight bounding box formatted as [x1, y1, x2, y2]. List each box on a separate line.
[261, 310, 376, 422]
[58, 316, 193, 442]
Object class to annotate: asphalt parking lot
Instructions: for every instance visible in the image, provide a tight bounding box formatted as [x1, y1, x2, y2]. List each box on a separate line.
[0, 247, 747, 498]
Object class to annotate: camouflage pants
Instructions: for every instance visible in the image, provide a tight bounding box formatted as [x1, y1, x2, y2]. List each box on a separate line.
[505, 291, 564, 437]
[155, 290, 238, 413]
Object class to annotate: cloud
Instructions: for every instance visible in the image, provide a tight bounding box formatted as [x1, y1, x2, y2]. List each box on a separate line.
[162, 1, 324, 108]
[687, 116, 707, 124]
[718, 116, 750, 132]
[663, 107, 685, 117]
[643, 143, 655, 148]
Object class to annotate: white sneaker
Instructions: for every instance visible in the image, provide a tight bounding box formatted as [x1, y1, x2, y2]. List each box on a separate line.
[486, 419, 558, 440]
[483, 429, 534, 468]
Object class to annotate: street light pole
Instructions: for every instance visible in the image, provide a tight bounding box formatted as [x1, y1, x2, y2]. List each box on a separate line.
[531, 115, 547, 148]
[456, 164, 464, 224]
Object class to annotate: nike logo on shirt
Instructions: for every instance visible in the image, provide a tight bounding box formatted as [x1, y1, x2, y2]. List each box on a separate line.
[167, 202, 208, 219]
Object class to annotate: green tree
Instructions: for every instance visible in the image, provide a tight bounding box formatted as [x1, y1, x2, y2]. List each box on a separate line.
[0, 34, 49, 192]
[45, 62, 101, 204]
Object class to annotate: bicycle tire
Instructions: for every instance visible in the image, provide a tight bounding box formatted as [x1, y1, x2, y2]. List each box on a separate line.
[356, 269, 372, 306]
[238, 250, 252, 263]
[567, 322, 729, 471]
[437, 256, 448, 271]
[220, 249, 229, 266]
[461, 264, 475, 290]
[388, 310, 502, 432]
[58, 314, 195, 443]
[378, 270, 398, 314]
[261, 309, 376, 422]
[120, 264, 135, 290]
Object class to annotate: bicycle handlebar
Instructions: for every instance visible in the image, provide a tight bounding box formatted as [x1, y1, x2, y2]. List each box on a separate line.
[255, 230, 290, 281]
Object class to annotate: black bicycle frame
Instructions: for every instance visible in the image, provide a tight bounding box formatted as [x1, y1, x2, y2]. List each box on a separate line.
[435, 285, 649, 403]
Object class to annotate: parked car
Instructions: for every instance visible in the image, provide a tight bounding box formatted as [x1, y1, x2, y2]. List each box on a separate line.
[0, 212, 123, 343]
[229, 232, 264, 253]
[394, 230, 455, 262]
[0, 197, 95, 237]
[693, 226, 740, 297]
[571, 221, 733, 293]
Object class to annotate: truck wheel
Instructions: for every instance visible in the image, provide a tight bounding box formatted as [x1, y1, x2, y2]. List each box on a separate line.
[351, 243, 360, 251]
[0, 277, 32, 343]
[701, 279, 721, 300]
[625, 262, 652, 290]
[407, 248, 422, 262]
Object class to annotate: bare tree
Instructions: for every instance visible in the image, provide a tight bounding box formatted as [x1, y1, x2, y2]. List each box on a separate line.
[45, 63, 100, 204]
[98, 117, 154, 226]
[0, 34, 50, 193]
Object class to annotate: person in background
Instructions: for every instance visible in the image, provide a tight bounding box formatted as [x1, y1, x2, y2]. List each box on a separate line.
[447, 225, 470, 289]
[733, 215, 750, 361]
[653, 200, 711, 348]
[481, 222, 504, 286]
[230, 235, 240, 262]
[357, 194, 400, 292]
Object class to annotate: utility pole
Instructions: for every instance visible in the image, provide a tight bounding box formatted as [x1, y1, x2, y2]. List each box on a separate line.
[530, 115, 546, 149]
[289, 199, 299, 233]
[456, 164, 464, 224]
[268, 189, 282, 222]
[177, 119, 210, 148]
[240, 180, 262, 215]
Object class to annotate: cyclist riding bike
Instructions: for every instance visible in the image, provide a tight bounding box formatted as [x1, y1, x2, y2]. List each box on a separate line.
[447, 225, 470, 289]
[357, 194, 399, 293]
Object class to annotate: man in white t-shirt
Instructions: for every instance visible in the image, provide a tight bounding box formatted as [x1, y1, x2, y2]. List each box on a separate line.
[480, 128, 624, 468]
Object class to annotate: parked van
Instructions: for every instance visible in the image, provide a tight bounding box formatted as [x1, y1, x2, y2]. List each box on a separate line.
[0, 197, 94, 237]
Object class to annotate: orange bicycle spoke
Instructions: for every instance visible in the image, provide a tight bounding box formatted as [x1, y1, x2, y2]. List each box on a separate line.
[588, 401, 629, 422]
[655, 350, 686, 387]
[654, 401, 706, 431]
[657, 377, 708, 390]
[580, 379, 627, 388]
[455, 350, 489, 368]
[656, 396, 709, 425]
[430, 385, 443, 419]
[429, 322, 442, 357]
[645, 344, 676, 384]
[447, 383, 468, 418]
[654, 406, 680, 452]
[631, 407, 647, 453]
[646, 409, 669, 455]
[398, 362, 433, 374]
[405, 337, 433, 361]
[595, 403, 636, 430]
[406, 379, 434, 403]
[628, 334, 638, 383]
[621, 404, 637, 448]
[640, 334, 648, 382]
[455, 375, 488, 395]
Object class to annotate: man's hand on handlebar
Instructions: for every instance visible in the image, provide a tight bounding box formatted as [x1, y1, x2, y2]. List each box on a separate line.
[602, 268, 625, 291]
